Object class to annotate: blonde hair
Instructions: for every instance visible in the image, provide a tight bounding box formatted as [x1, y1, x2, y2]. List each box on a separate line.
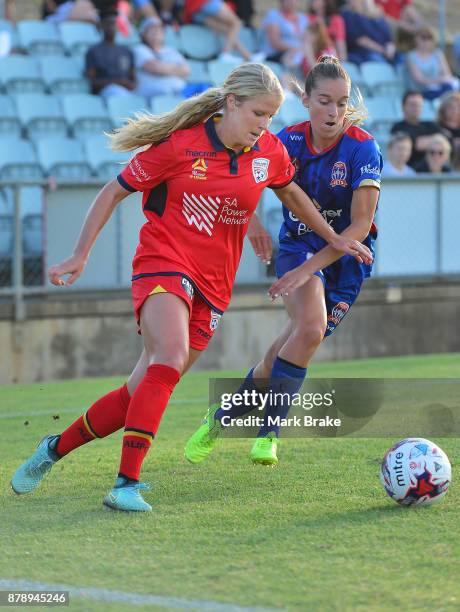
[437, 91, 460, 126]
[293, 55, 368, 125]
[109, 63, 284, 151]
[428, 133, 452, 155]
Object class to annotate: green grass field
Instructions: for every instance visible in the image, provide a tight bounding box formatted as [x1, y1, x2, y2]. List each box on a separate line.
[1, 354, 459, 611]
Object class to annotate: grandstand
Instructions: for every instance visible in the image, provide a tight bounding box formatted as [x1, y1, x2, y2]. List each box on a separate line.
[1, 1, 460, 384]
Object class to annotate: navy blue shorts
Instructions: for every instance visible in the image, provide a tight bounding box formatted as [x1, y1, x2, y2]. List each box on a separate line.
[275, 247, 363, 337]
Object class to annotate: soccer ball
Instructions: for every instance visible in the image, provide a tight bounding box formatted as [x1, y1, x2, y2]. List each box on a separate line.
[380, 438, 451, 506]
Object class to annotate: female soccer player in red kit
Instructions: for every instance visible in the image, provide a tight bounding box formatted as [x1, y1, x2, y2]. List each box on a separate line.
[11, 63, 372, 512]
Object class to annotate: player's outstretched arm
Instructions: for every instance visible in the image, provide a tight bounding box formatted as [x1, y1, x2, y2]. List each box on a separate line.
[268, 186, 379, 299]
[246, 214, 272, 265]
[273, 181, 373, 264]
[48, 180, 132, 287]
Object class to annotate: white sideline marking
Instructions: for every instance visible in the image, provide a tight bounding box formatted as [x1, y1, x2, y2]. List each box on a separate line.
[0, 579, 279, 611]
[0, 398, 208, 420]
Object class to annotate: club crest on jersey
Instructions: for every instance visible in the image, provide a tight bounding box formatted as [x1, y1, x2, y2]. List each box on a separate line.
[327, 301, 350, 326]
[252, 158, 270, 183]
[181, 277, 194, 299]
[210, 310, 222, 331]
[330, 161, 347, 187]
[191, 158, 208, 180]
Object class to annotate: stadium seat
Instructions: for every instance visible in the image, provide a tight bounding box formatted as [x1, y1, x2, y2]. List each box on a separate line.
[106, 94, 148, 127]
[264, 60, 283, 79]
[17, 20, 64, 55]
[39, 56, 89, 94]
[342, 61, 365, 91]
[239, 27, 259, 54]
[14, 93, 67, 141]
[36, 136, 92, 179]
[83, 134, 129, 180]
[61, 93, 111, 138]
[164, 26, 181, 50]
[0, 137, 43, 180]
[22, 213, 43, 257]
[360, 62, 403, 97]
[279, 96, 308, 125]
[151, 94, 183, 115]
[59, 21, 100, 56]
[208, 58, 242, 85]
[366, 96, 399, 130]
[0, 95, 21, 137]
[0, 56, 45, 94]
[0, 213, 13, 258]
[116, 29, 140, 47]
[187, 60, 210, 84]
[178, 25, 221, 60]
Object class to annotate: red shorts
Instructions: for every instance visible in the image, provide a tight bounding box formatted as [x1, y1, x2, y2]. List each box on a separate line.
[131, 273, 223, 351]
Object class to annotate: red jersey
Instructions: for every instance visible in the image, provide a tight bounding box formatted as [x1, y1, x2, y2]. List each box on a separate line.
[375, 0, 411, 19]
[118, 117, 295, 312]
[183, 0, 208, 23]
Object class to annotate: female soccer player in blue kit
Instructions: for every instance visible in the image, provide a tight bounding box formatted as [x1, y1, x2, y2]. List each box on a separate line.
[185, 55, 383, 465]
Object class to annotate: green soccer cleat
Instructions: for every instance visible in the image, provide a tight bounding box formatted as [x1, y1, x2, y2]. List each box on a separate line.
[11, 435, 61, 494]
[184, 404, 224, 464]
[250, 433, 279, 465]
[102, 477, 152, 512]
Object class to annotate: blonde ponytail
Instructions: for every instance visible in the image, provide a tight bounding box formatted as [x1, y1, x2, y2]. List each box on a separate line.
[109, 63, 284, 152]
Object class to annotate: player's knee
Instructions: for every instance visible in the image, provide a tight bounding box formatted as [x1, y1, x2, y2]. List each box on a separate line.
[148, 345, 189, 374]
[294, 321, 326, 350]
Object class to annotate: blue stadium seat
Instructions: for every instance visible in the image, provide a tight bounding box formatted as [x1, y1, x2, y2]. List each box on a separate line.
[59, 21, 100, 56]
[61, 93, 111, 138]
[239, 27, 259, 54]
[164, 26, 181, 50]
[14, 93, 67, 141]
[178, 25, 221, 60]
[360, 62, 403, 97]
[22, 213, 43, 257]
[106, 94, 148, 127]
[279, 96, 308, 125]
[17, 20, 64, 55]
[0, 19, 18, 51]
[0, 95, 21, 137]
[116, 29, 140, 47]
[0, 56, 45, 94]
[366, 96, 399, 130]
[187, 60, 210, 84]
[83, 135, 128, 180]
[0, 213, 13, 258]
[36, 136, 92, 179]
[342, 61, 365, 91]
[39, 56, 89, 94]
[151, 94, 183, 115]
[208, 57, 242, 85]
[264, 60, 283, 79]
[0, 138, 43, 180]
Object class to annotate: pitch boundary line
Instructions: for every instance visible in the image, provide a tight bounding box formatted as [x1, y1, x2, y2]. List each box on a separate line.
[0, 579, 279, 611]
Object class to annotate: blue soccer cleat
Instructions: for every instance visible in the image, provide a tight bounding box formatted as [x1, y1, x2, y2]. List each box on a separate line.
[11, 435, 61, 494]
[102, 477, 152, 512]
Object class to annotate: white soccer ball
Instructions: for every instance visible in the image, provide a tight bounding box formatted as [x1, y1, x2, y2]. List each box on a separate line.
[380, 438, 451, 506]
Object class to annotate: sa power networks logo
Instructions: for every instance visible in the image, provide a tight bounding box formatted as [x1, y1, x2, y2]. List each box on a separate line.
[252, 158, 270, 183]
[190, 158, 208, 180]
[330, 161, 347, 187]
[182, 192, 221, 236]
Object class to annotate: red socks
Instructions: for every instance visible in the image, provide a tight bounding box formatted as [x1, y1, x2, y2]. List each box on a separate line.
[118, 364, 180, 481]
[56, 384, 131, 456]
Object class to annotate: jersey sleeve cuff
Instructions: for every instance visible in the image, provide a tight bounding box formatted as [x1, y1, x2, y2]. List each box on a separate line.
[117, 174, 138, 192]
[268, 175, 295, 190]
[357, 179, 380, 190]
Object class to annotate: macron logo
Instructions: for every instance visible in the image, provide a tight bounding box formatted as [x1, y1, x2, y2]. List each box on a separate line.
[182, 192, 221, 236]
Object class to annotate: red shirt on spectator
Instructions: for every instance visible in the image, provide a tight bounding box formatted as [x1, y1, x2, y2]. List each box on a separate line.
[183, 0, 209, 23]
[308, 13, 346, 43]
[375, 0, 412, 20]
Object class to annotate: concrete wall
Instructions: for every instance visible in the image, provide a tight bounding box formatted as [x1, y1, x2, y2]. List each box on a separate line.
[1, 280, 459, 384]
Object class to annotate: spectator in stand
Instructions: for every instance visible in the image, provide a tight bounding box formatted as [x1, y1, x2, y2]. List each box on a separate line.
[382, 132, 415, 177]
[86, 13, 136, 98]
[93, 0, 160, 20]
[308, 0, 347, 61]
[134, 16, 189, 98]
[414, 133, 452, 174]
[227, 0, 255, 28]
[301, 23, 337, 75]
[374, 0, 424, 34]
[42, 0, 99, 24]
[183, 0, 255, 62]
[342, 0, 396, 65]
[152, 0, 183, 25]
[260, 0, 309, 69]
[452, 143, 460, 172]
[391, 90, 440, 168]
[454, 33, 460, 76]
[436, 92, 460, 157]
[406, 26, 459, 101]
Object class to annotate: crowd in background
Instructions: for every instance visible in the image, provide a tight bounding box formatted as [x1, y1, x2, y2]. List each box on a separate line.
[1, 0, 460, 174]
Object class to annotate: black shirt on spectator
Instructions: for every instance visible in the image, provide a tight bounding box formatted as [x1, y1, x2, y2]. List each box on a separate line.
[85, 42, 134, 94]
[391, 120, 441, 168]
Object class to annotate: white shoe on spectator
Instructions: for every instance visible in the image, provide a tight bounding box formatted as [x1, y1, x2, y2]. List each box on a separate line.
[218, 52, 239, 64]
[250, 52, 266, 63]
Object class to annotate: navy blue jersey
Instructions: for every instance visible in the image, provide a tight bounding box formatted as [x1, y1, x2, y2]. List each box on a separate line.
[276, 120, 382, 286]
